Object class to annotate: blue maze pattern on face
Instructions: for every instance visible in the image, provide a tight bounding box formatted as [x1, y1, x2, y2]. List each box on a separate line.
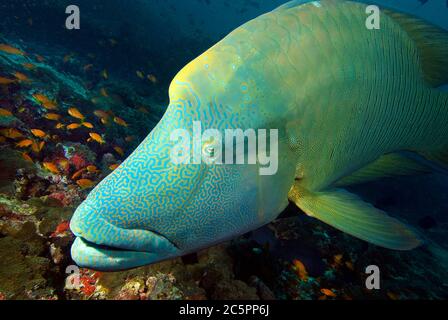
[77, 76, 267, 253]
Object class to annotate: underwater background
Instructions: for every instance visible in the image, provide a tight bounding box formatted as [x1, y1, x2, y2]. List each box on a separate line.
[0, 0, 447, 300]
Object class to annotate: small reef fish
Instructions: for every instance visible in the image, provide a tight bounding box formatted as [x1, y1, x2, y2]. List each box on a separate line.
[14, 72, 29, 82]
[67, 123, 81, 130]
[100, 88, 108, 97]
[147, 74, 157, 84]
[43, 162, 60, 175]
[31, 141, 45, 153]
[44, 113, 61, 121]
[0, 77, 16, 85]
[101, 69, 108, 80]
[72, 168, 86, 180]
[90, 97, 100, 105]
[292, 259, 308, 281]
[1, 128, 23, 139]
[68, 107, 85, 120]
[113, 146, 125, 156]
[70, 0, 448, 270]
[89, 132, 105, 144]
[82, 122, 94, 129]
[77, 179, 95, 189]
[16, 139, 34, 148]
[58, 159, 70, 171]
[31, 129, 46, 138]
[321, 289, 337, 298]
[22, 63, 36, 70]
[109, 164, 120, 171]
[55, 123, 65, 129]
[113, 116, 128, 127]
[0, 44, 25, 55]
[0, 108, 13, 117]
[136, 71, 145, 79]
[33, 93, 57, 110]
[94, 110, 109, 119]
[125, 136, 135, 143]
[22, 153, 33, 162]
[87, 165, 99, 173]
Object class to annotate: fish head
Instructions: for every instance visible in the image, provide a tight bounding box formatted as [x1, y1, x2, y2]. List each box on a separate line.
[70, 47, 297, 271]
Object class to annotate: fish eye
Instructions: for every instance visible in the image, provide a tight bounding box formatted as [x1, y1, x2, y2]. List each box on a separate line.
[202, 143, 216, 158]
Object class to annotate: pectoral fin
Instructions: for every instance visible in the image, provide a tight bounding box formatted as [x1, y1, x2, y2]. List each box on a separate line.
[288, 183, 422, 250]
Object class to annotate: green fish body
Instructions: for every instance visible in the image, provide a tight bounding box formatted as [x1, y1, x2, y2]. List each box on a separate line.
[71, 0, 448, 270]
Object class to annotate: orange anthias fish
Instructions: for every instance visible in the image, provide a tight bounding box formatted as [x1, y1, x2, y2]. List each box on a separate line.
[292, 259, 309, 281]
[55, 123, 65, 130]
[321, 289, 337, 298]
[87, 165, 99, 173]
[109, 164, 120, 171]
[31, 129, 46, 138]
[113, 146, 125, 156]
[44, 113, 61, 121]
[32, 141, 45, 153]
[77, 179, 95, 189]
[67, 123, 81, 130]
[43, 162, 60, 175]
[113, 116, 128, 127]
[14, 72, 30, 82]
[33, 93, 57, 110]
[16, 139, 34, 148]
[68, 107, 85, 120]
[1, 128, 23, 139]
[0, 108, 13, 117]
[0, 44, 25, 55]
[89, 132, 105, 144]
[72, 168, 86, 180]
[82, 122, 94, 129]
[0, 76, 16, 85]
[22, 63, 36, 70]
[333, 254, 344, 267]
[22, 152, 33, 162]
[94, 110, 109, 119]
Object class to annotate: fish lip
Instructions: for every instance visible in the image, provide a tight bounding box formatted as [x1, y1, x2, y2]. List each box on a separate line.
[71, 236, 179, 271]
[70, 201, 180, 255]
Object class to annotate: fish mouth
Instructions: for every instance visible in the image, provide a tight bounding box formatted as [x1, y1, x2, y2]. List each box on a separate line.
[70, 202, 180, 271]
